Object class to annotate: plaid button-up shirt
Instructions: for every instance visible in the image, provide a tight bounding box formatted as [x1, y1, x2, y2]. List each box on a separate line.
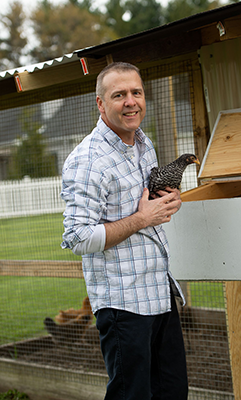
[61, 117, 184, 315]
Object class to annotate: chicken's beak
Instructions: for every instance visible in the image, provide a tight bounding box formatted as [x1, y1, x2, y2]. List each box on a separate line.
[194, 158, 200, 165]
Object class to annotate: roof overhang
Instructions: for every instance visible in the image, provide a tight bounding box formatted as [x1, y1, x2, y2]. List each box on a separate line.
[75, 2, 241, 59]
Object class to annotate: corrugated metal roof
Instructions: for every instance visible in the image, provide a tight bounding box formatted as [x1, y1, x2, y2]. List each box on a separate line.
[0, 52, 80, 80]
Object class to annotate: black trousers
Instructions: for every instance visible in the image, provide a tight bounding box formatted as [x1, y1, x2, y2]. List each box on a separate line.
[96, 287, 188, 400]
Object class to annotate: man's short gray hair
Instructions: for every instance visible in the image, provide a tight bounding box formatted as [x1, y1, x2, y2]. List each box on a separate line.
[96, 62, 144, 99]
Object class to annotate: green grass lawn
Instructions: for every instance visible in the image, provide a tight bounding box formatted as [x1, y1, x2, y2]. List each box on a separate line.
[0, 276, 225, 345]
[190, 281, 225, 309]
[0, 213, 226, 345]
[0, 213, 79, 261]
[0, 275, 88, 345]
[0, 213, 87, 345]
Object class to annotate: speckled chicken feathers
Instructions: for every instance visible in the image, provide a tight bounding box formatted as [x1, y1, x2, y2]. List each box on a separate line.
[148, 153, 199, 195]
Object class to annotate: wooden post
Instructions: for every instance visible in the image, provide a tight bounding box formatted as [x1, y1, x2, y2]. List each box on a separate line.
[106, 54, 113, 65]
[225, 281, 241, 399]
[191, 59, 210, 163]
[168, 76, 179, 159]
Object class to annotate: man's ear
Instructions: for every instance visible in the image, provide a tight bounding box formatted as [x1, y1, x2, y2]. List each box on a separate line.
[96, 96, 105, 113]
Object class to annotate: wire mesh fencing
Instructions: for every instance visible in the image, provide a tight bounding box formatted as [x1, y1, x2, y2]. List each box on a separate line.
[0, 273, 234, 398]
[179, 281, 233, 399]
[0, 60, 235, 399]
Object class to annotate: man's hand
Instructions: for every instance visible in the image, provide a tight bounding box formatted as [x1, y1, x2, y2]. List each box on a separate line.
[137, 187, 181, 228]
[104, 187, 181, 250]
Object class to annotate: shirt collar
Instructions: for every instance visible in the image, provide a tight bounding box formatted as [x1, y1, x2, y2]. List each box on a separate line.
[97, 116, 146, 152]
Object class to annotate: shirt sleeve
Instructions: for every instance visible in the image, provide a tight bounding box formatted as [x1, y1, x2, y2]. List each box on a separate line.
[60, 151, 108, 251]
[72, 224, 106, 255]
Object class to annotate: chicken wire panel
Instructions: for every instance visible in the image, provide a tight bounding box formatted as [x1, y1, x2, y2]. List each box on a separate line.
[0, 85, 99, 256]
[141, 60, 198, 192]
[0, 276, 234, 395]
[0, 64, 233, 395]
[0, 271, 106, 385]
[0, 79, 106, 386]
[0, 90, 99, 180]
[179, 281, 234, 400]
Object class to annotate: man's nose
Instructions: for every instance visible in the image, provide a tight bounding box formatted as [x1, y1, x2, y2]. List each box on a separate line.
[124, 93, 136, 107]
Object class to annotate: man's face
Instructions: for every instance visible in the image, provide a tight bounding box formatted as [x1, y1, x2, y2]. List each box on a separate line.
[96, 70, 146, 144]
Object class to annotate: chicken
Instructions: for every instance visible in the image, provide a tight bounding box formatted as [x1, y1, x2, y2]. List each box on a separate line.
[148, 153, 200, 198]
[55, 296, 93, 325]
[44, 296, 93, 345]
[44, 314, 92, 345]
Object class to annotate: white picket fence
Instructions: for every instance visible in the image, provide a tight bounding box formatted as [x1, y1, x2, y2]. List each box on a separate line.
[0, 176, 65, 218]
[0, 170, 198, 219]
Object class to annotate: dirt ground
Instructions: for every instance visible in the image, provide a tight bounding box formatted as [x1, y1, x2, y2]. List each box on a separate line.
[182, 327, 233, 393]
[0, 317, 233, 394]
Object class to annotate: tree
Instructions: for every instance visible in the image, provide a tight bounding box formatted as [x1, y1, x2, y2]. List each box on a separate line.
[105, 0, 129, 38]
[69, 0, 93, 8]
[104, 0, 164, 38]
[0, 1, 27, 70]
[124, 0, 164, 35]
[30, 1, 117, 62]
[165, 0, 221, 23]
[8, 107, 57, 180]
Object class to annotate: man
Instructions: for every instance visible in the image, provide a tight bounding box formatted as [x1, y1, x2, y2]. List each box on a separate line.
[61, 62, 188, 400]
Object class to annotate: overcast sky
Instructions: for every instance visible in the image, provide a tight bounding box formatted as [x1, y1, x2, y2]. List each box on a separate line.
[1, 0, 169, 15]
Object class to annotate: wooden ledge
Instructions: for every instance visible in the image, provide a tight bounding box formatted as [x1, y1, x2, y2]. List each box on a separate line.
[181, 179, 241, 202]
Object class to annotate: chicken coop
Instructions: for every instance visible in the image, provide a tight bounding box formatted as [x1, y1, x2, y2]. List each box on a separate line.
[1, 2, 241, 399]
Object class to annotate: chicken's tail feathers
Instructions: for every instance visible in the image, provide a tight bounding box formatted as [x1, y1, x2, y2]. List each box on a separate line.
[44, 317, 58, 335]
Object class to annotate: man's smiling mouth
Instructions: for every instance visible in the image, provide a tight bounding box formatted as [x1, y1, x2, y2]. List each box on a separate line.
[124, 112, 138, 116]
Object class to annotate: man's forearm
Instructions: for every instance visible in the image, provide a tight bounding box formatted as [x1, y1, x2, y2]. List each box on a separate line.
[104, 211, 145, 250]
